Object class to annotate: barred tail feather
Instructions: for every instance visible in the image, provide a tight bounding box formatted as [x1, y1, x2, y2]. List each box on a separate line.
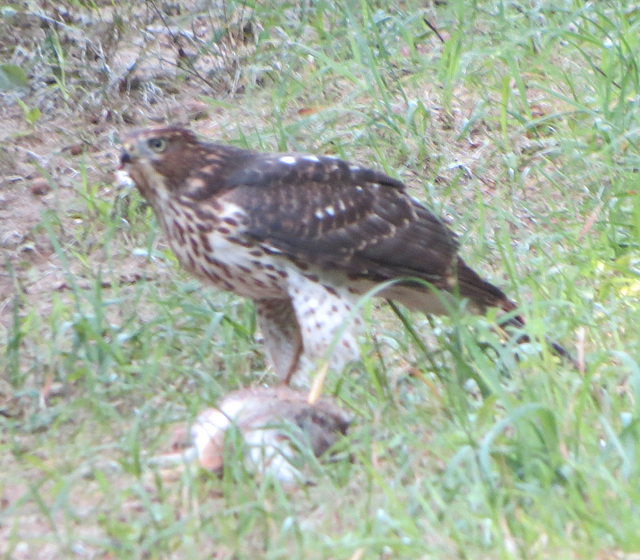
[457, 257, 575, 365]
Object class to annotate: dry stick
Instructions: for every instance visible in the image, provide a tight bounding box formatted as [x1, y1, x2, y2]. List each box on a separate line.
[307, 361, 330, 405]
[578, 201, 604, 241]
[146, 0, 219, 91]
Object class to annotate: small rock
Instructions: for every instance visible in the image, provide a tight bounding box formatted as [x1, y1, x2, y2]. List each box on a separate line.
[30, 178, 50, 196]
[1, 230, 25, 248]
[66, 143, 85, 156]
[187, 101, 209, 121]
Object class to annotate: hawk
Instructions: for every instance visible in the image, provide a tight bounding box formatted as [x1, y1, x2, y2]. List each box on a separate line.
[120, 126, 569, 383]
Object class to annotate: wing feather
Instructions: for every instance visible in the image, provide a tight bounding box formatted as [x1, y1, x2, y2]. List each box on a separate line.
[221, 153, 461, 288]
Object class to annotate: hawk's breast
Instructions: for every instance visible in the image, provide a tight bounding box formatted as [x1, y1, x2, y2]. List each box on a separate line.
[160, 198, 294, 299]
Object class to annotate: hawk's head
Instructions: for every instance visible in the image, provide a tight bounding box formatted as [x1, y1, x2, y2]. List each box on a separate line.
[120, 126, 202, 166]
[120, 126, 205, 202]
[120, 126, 255, 204]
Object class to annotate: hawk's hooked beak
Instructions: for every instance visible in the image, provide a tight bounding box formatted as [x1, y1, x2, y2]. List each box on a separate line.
[119, 150, 132, 169]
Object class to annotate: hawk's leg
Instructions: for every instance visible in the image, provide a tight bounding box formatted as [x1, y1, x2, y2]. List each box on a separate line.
[254, 298, 304, 384]
[286, 270, 362, 378]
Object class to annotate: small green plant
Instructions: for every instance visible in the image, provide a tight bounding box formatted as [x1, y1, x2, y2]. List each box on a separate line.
[0, 63, 40, 123]
[14, 97, 41, 125]
[0, 63, 28, 91]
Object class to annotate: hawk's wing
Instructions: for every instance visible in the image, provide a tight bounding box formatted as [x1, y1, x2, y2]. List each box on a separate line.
[221, 152, 460, 289]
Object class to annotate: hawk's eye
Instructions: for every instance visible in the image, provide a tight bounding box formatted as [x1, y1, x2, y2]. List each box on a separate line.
[147, 137, 167, 152]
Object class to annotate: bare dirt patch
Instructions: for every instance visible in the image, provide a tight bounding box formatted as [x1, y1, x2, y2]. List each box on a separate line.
[1, 1, 251, 331]
[1, 4, 261, 555]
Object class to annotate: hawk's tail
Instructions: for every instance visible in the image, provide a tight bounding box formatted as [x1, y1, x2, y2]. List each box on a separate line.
[497, 307, 576, 366]
[457, 257, 575, 366]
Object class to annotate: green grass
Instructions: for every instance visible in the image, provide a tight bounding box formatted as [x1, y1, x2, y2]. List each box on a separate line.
[1, 0, 640, 558]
